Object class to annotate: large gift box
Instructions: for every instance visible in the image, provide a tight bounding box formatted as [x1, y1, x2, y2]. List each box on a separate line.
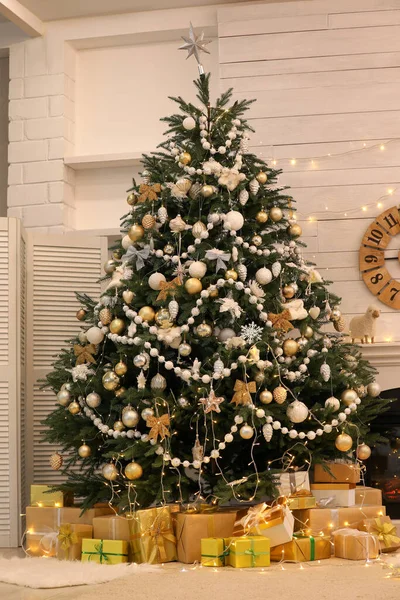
[201, 537, 230, 567]
[228, 536, 270, 568]
[311, 483, 356, 507]
[176, 511, 236, 563]
[57, 524, 93, 560]
[270, 533, 331, 562]
[238, 504, 294, 548]
[314, 462, 360, 484]
[30, 485, 73, 508]
[81, 539, 129, 564]
[355, 486, 382, 506]
[276, 470, 310, 497]
[357, 516, 400, 553]
[129, 506, 177, 564]
[333, 529, 379, 560]
[93, 515, 130, 542]
[293, 505, 386, 536]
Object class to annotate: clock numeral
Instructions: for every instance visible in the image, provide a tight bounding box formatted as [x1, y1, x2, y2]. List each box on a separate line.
[389, 287, 400, 302]
[362, 266, 391, 296]
[383, 213, 398, 229]
[375, 206, 400, 236]
[366, 228, 384, 246]
[364, 254, 378, 264]
[370, 273, 383, 285]
[376, 279, 400, 309]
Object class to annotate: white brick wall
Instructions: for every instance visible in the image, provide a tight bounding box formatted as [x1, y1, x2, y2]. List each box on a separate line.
[7, 39, 77, 230]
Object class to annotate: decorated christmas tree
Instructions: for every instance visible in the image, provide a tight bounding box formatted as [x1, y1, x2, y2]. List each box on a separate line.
[44, 26, 389, 512]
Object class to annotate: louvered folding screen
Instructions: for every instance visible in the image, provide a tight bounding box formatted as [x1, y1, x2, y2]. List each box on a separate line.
[0, 218, 26, 547]
[25, 234, 107, 495]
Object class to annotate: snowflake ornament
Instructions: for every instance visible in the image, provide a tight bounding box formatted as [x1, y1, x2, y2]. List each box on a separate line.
[240, 322, 264, 345]
[218, 296, 242, 319]
[68, 364, 94, 382]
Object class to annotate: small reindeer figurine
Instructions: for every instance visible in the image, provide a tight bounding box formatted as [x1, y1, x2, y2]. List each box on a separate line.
[349, 305, 380, 344]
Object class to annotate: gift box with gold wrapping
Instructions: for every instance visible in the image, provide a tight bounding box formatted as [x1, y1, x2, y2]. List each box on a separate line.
[30, 485, 73, 508]
[314, 462, 360, 484]
[270, 533, 331, 562]
[333, 528, 379, 560]
[201, 537, 231, 567]
[93, 515, 130, 542]
[357, 516, 400, 553]
[81, 539, 129, 564]
[238, 504, 294, 548]
[228, 536, 270, 568]
[355, 486, 382, 506]
[57, 524, 93, 560]
[176, 510, 237, 563]
[311, 483, 356, 507]
[129, 505, 177, 564]
[286, 490, 316, 511]
[292, 505, 386, 536]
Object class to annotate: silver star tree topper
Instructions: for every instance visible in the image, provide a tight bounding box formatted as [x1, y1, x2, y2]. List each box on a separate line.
[179, 22, 211, 75]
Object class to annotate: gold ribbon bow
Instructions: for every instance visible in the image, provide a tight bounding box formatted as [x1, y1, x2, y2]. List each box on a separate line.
[147, 414, 171, 441]
[146, 511, 176, 563]
[157, 277, 181, 301]
[138, 183, 161, 203]
[370, 518, 400, 549]
[57, 524, 78, 551]
[74, 343, 97, 365]
[231, 380, 257, 406]
[268, 310, 292, 332]
[237, 503, 283, 532]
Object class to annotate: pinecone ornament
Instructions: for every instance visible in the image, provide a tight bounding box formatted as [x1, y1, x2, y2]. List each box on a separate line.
[240, 137, 249, 153]
[273, 386, 287, 404]
[238, 263, 247, 281]
[168, 300, 179, 320]
[263, 423, 273, 442]
[99, 307, 112, 325]
[334, 316, 346, 332]
[50, 452, 63, 471]
[142, 214, 156, 230]
[249, 179, 260, 195]
[239, 189, 249, 206]
[272, 262, 282, 278]
[158, 205, 168, 224]
[320, 362, 331, 382]
[214, 359, 224, 376]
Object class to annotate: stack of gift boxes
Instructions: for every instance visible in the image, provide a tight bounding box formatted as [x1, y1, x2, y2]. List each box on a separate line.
[25, 467, 399, 566]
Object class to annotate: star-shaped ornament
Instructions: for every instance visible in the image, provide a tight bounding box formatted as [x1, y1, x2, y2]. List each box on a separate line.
[179, 22, 211, 66]
[200, 390, 224, 414]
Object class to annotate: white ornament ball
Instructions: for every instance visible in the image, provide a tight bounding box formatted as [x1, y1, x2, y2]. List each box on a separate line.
[121, 235, 133, 250]
[223, 210, 244, 232]
[183, 116, 196, 130]
[325, 396, 340, 412]
[239, 424, 254, 440]
[286, 400, 309, 423]
[86, 327, 105, 345]
[218, 328, 235, 342]
[189, 261, 207, 279]
[255, 268, 273, 285]
[148, 272, 166, 291]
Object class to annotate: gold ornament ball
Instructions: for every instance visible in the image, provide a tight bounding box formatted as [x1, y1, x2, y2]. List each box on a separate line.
[252, 235, 263, 247]
[102, 463, 119, 481]
[335, 433, 353, 452]
[86, 392, 101, 408]
[304, 326, 314, 339]
[225, 269, 238, 281]
[269, 207, 283, 222]
[104, 259, 116, 274]
[273, 386, 287, 404]
[239, 424, 254, 440]
[128, 223, 145, 242]
[256, 210, 268, 223]
[256, 171, 268, 184]
[282, 285, 295, 299]
[122, 290, 134, 304]
[57, 389, 71, 406]
[138, 306, 155, 322]
[201, 185, 214, 198]
[78, 444, 91, 458]
[142, 214, 156, 230]
[289, 224, 302, 238]
[113, 420, 125, 432]
[196, 322, 213, 338]
[109, 318, 125, 335]
[115, 387, 126, 398]
[179, 151, 192, 165]
[164, 244, 174, 255]
[155, 308, 173, 329]
[68, 401, 80, 415]
[122, 407, 139, 428]
[115, 361, 128, 376]
[259, 390, 273, 404]
[341, 389, 358, 406]
[185, 277, 202, 295]
[50, 452, 63, 470]
[76, 308, 87, 321]
[179, 342, 192, 357]
[330, 309, 342, 323]
[133, 353, 147, 368]
[356, 443, 372, 461]
[151, 373, 167, 392]
[367, 382, 381, 398]
[127, 192, 137, 206]
[283, 339, 299, 357]
[141, 407, 154, 420]
[102, 371, 120, 391]
[209, 289, 218, 298]
[192, 221, 207, 238]
[125, 461, 143, 480]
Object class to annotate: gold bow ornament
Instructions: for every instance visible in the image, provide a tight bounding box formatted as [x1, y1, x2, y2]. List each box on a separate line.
[138, 183, 161, 203]
[157, 277, 181, 301]
[370, 518, 400, 551]
[74, 343, 97, 365]
[57, 524, 78, 553]
[231, 380, 256, 406]
[147, 414, 171, 441]
[268, 310, 292, 332]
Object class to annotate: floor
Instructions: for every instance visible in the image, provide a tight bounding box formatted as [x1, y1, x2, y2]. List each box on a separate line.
[0, 549, 399, 600]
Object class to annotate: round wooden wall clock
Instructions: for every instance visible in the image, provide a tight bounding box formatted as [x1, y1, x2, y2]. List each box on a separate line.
[359, 205, 400, 309]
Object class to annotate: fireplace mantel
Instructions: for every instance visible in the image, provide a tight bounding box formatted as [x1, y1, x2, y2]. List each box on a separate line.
[358, 342, 400, 391]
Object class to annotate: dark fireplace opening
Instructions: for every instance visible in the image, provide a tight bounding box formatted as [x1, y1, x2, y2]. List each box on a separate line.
[367, 388, 400, 518]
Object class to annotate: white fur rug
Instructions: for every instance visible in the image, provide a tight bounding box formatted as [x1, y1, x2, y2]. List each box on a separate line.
[0, 557, 159, 588]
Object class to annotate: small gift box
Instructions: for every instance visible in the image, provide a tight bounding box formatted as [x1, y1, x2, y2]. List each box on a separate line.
[176, 510, 236, 564]
[355, 486, 382, 506]
[93, 515, 130, 542]
[30, 485, 73, 508]
[57, 524, 93, 560]
[228, 536, 270, 568]
[81, 539, 129, 564]
[271, 533, 331, 562]
[311, 483, 356, 507]
[286, 490, 316, 511]
[292, 505, 386, 536]
[129, 506, 177, 564]
[314, 462, 360, 484]
[358, 517, 400, 553]
[238, 504, 294, 548]
[333, 528, 379, 560]
[276, 470, 310, 497]
[201, 537, 230, 567]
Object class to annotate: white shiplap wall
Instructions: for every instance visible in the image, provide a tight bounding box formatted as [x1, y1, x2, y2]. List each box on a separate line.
[219, 0, 400, 341]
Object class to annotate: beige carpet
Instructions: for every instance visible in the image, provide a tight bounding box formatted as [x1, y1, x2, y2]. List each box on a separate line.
[67, 558, 399, 600]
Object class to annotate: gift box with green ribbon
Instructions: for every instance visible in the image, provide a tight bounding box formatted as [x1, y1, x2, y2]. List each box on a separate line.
[270, 533, 331, 562]
[201, 537, 231, 567]
[228, 536, 270, 568]
[81, 538, 129, 564]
